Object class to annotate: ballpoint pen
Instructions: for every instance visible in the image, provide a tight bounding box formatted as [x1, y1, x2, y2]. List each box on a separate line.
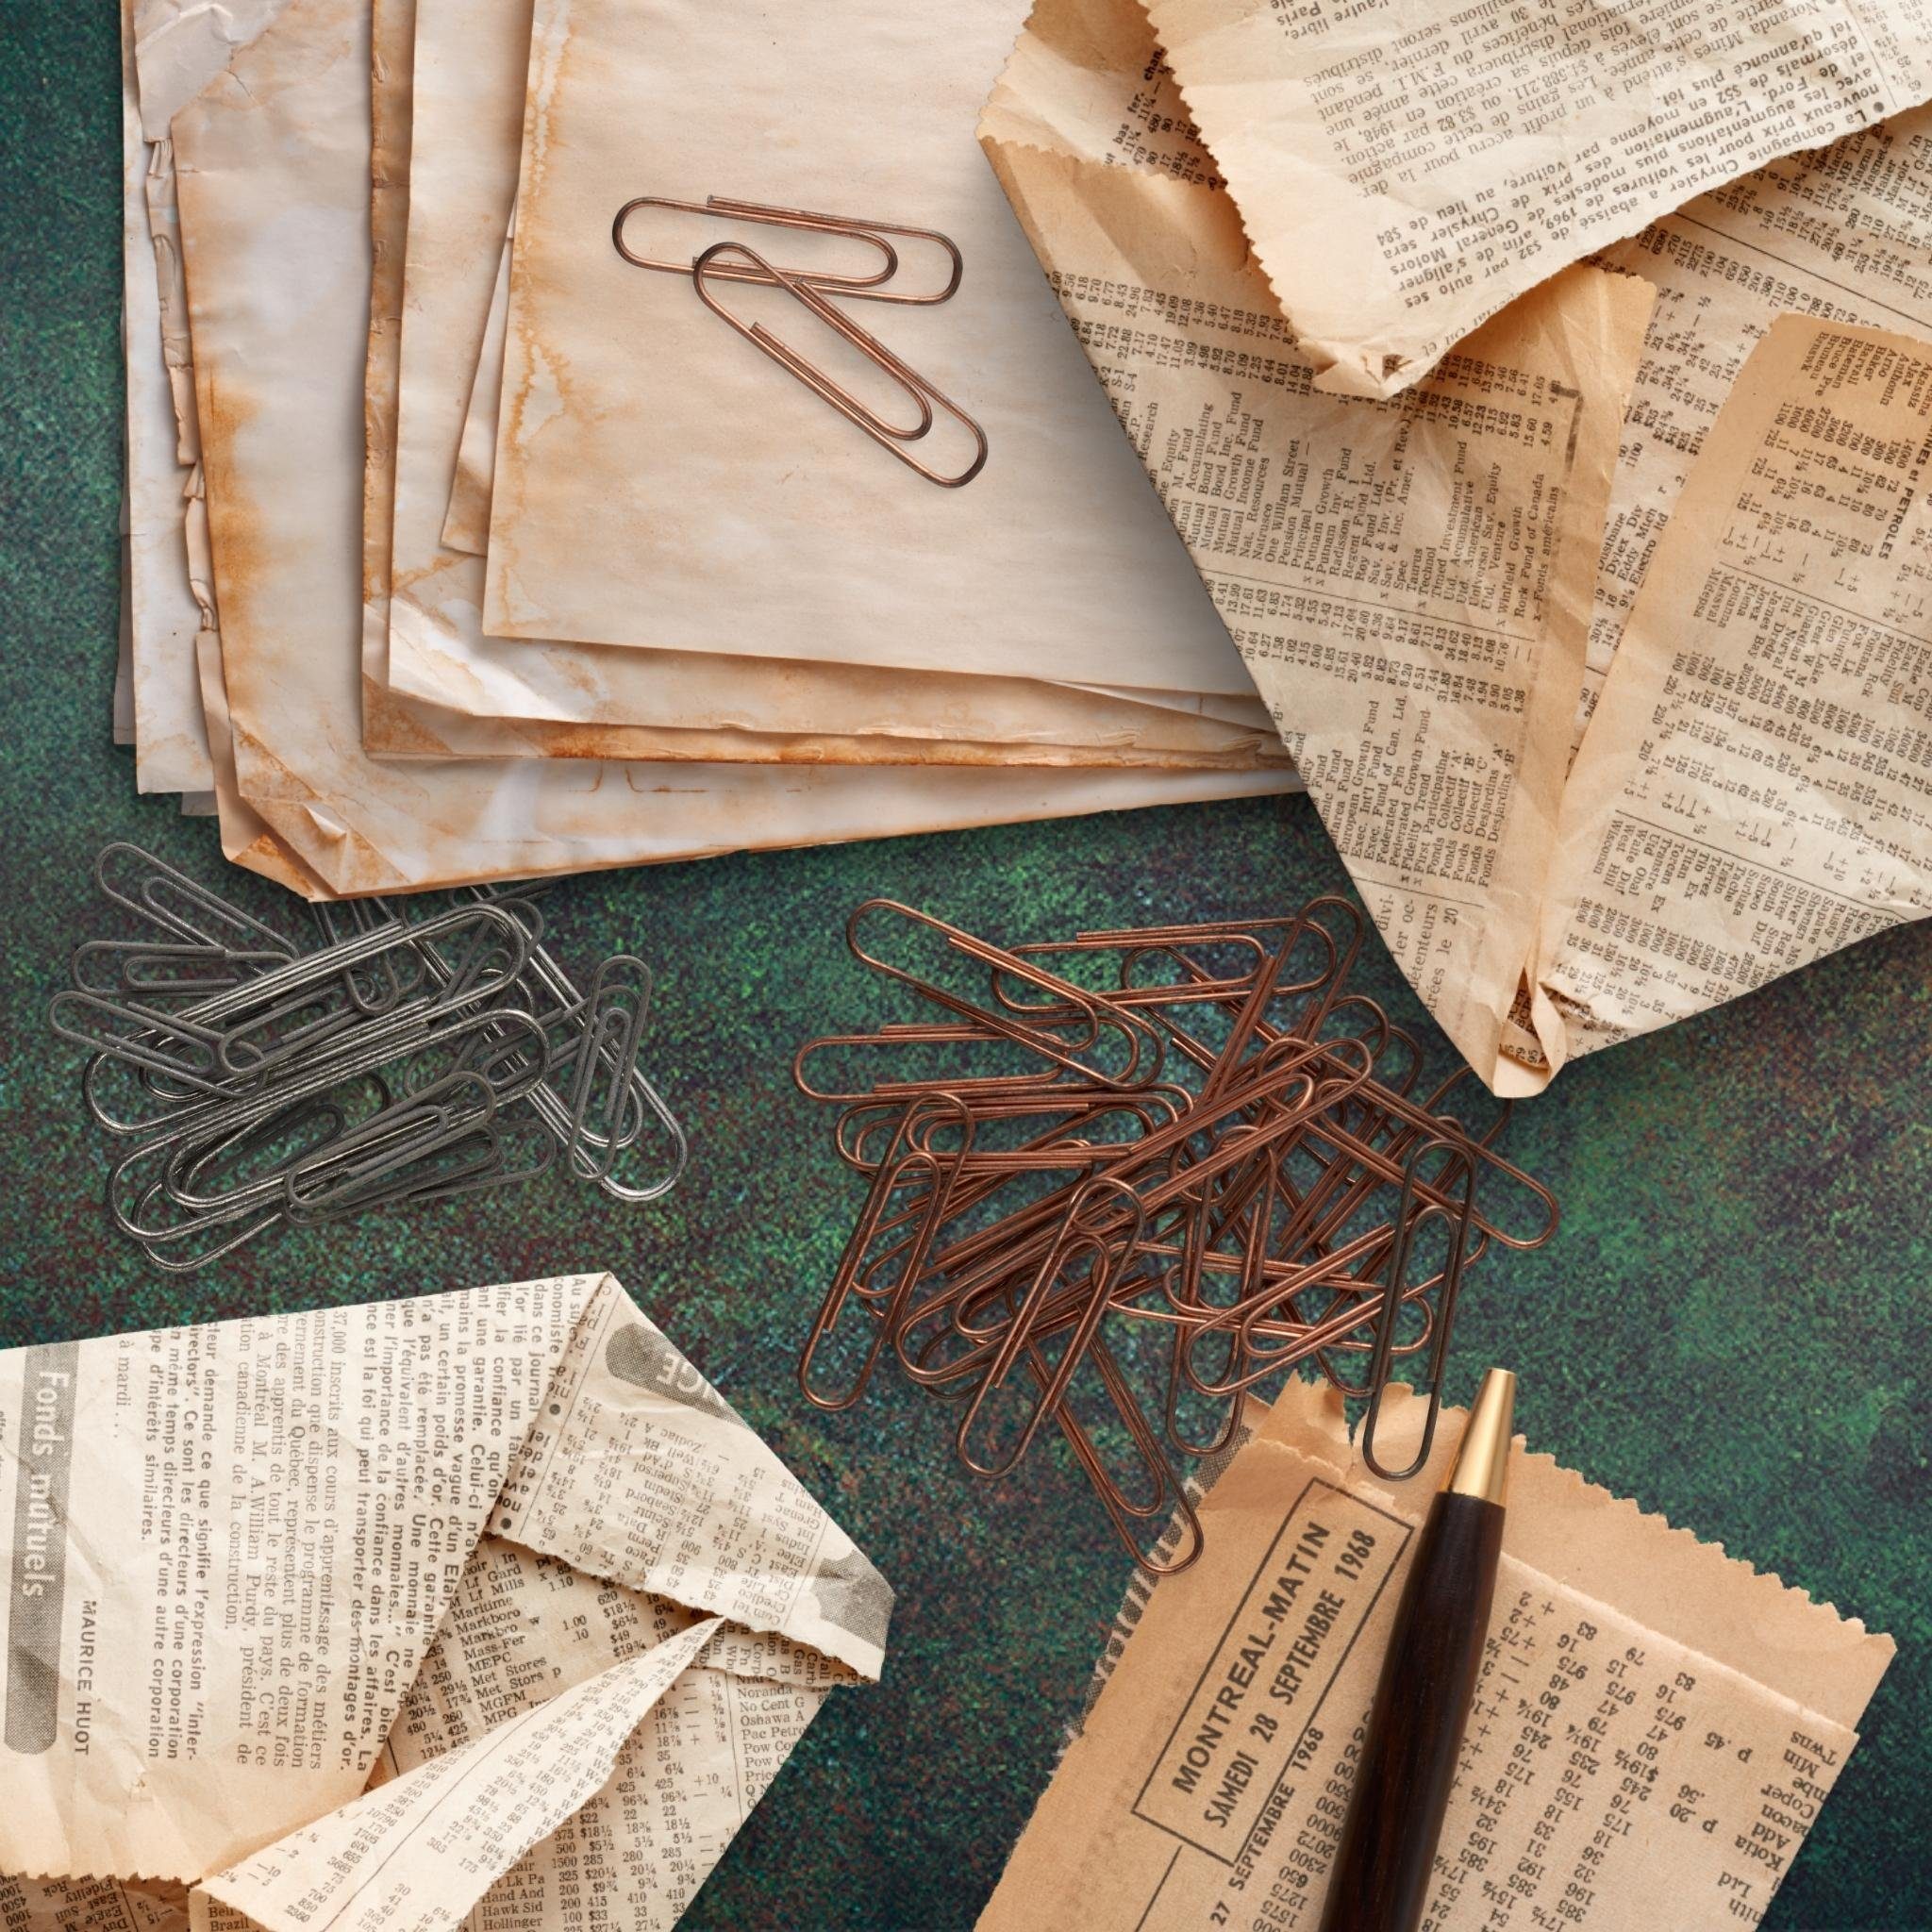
[1318, 1368, 1515, 1932]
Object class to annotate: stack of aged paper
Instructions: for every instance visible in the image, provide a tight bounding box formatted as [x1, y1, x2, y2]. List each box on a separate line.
[982, 0, 1932, 1089]
[114, 0, 1300, 902]
[980, 1380, 1893, 1931]
[0, 1271, 887, 1931]
[118, 0, 1932, 1089]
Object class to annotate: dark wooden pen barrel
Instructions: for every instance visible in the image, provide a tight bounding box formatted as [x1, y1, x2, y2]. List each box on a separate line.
[1316, 1491, 1505, 1932]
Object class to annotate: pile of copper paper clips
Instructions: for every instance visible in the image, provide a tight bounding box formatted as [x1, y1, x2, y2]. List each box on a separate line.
[795, 898, 1557, 1573]
[50, 845, 686, 1271]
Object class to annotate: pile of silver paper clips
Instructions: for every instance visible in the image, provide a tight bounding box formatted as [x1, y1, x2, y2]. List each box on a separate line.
[612, 193, 988, 489]
[51, 845, 686, 1271]
[794, 898, 1557, 1573]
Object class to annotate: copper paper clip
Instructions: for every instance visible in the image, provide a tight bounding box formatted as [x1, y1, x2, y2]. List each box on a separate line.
[612, 192, 986, 488]
[611, 194, 963, 305]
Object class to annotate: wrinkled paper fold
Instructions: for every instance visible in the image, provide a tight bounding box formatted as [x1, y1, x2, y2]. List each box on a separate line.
[1141, 0, 1932, 398]
[0, 1273, 888, 1932]
[985, 0, 1932, 1089]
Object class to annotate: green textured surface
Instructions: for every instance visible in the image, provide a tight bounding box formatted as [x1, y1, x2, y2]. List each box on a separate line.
[4, 8, 1929, 1928]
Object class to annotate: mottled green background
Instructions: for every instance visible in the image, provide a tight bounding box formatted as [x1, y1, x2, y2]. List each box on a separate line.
[4, 8, 1929, 1927]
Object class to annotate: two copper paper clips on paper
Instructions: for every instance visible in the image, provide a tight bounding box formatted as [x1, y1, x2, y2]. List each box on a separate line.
[612, 193, 989, 487]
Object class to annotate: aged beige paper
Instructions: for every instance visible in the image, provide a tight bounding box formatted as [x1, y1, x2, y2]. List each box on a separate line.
[980, 1381, 1892, 1932]
[480, 0, 1260, 699]
[130, 6, 314, 874]
[441, 219, 510, 555]
[120, 0, 213, 795]
[1581, 103, 1932, 733]
[1536, 315, 1932, 1071]
[983, 0, 1655, 1083]
[114, 478, 133, 746]
[377, 0, 1287, 772]
[191, 626, 334, 897]
[154, 0, 1290, 900]
[0, 1273, 886, 1932]
[360, 1537, 839, 1930]
[1143, 0, 1932, 400]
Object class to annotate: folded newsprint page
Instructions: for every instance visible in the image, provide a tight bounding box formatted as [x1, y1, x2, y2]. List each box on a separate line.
[1538, 312, 1932, 1068]
[982, 0, 1656, 1091]
[1141, 0, 1932, 398]
[1583, 101, 1932, 730]
[0, 1273, 889, 1931]
[983, 0, 1932, 1091]
[980, 1381, 1893, 1932]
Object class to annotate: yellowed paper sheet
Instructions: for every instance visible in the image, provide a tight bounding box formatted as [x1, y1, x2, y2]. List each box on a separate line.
[382, 0, 1284, 770]
[156, 0, 1290, 901]
[0, 1274, 884, 1932]
[114, 480, 133, 747]
[441, 219, 510, 555]
[983, 0, 1653, 1082]
[128, 5, 304, 867]
[121, 0, 213, 794]
[1143, 0, 1932, 399]
[1536, 315, 1932, 1070]
[1580, 104, 1932, 735]
[479, 0, 1259, 699]
[980, 1381, 1892, 1932]
[192, 625, 332, 897]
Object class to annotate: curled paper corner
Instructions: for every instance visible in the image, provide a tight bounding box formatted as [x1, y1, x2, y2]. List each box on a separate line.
[130, 0, 308, 138]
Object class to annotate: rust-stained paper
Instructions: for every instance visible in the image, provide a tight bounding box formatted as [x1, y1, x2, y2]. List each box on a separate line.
[1536, 315, 1932, 1072]
[382, 0, 1288, 771]
[983, 0, 1655, 1085]
[0, 1274, 888, 1932]
[1141, 0, 1932, 399]
[478, 0, 1260, 699]
[120, 0, 212, 796]
[980, 1380, 1893, 1932]
[153, 0, 1291, 899]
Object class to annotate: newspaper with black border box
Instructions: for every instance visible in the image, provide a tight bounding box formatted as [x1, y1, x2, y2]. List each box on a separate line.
[979, 1380, 1893, 1932]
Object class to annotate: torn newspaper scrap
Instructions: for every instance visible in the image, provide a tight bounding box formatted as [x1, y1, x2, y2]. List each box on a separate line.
[0, 1273, 888, 1932]
[979, 1380, 1894, 1932]
[1141, 0, 1932, 399]
[1537, 312, 1932, 1068]
[982, 0, 1656, 1089]
[984, 0, 1932, 1091]
[1582, 101, 1932, 736]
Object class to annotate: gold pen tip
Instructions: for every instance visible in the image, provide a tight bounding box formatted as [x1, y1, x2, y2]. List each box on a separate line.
[1443, 1367, 1516, 1505]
